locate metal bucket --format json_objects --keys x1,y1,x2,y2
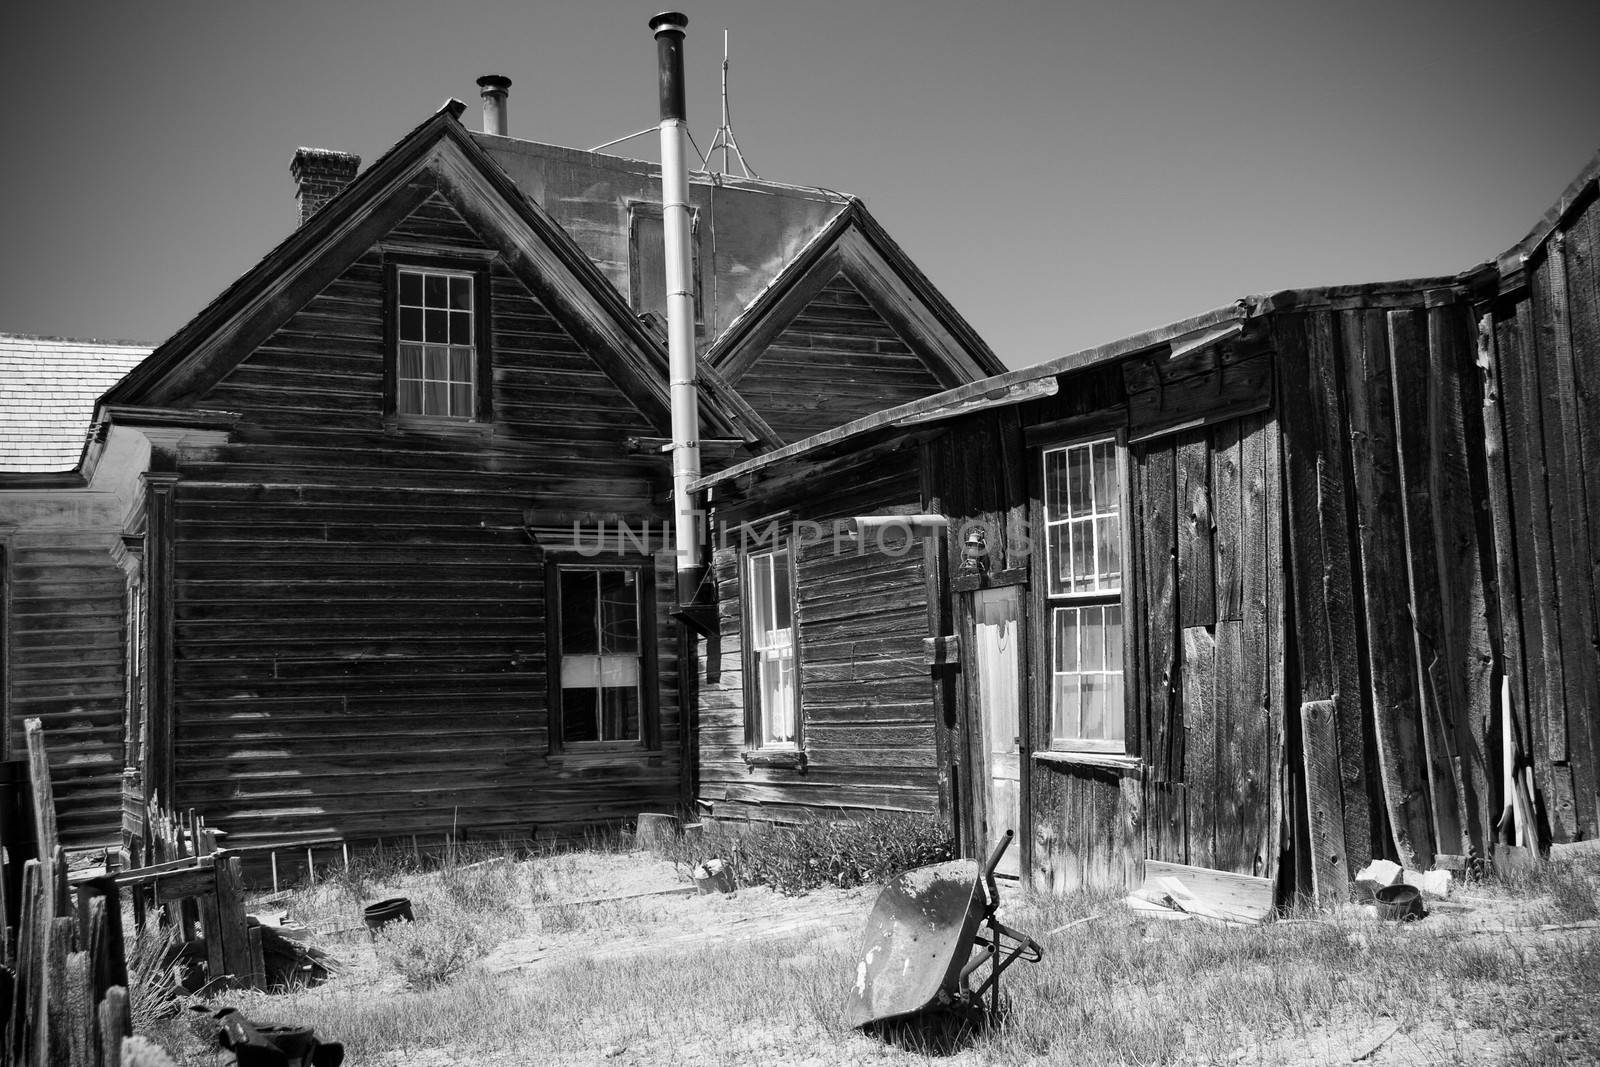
[
  {"x1": 362, "y1": 897, "x2": 414, "y2": 937},
  {"x1": 1374, "y1": 884, "x2": 1425, "y2": 922}
]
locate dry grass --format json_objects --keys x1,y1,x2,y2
[{"x1": 135, "y1": 841, "x2": 1600, "y2": 1065}]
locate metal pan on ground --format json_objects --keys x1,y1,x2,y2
[{"x1": 845, "y1": 831, "x2": 1042, "y2": 1029}]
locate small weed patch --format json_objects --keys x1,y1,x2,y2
[
  {"x1": 374, "y1": 913, "x2": 492, "y2": 989},
  {"x1": 663, "y1": 810, "x2": 954, "y2": 895}
]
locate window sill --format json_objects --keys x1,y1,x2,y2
[
  {"x1": 385, "y1": 415, "x2": 493, "y2": 438},
  {"x1": 546, "y1": 746, "x2": 660, "y2": 765},
  {"x1": 743, "y1": 749, "x2": 807, "y2": 771},
  {"x1": 1032, "y1": 750, "x2": 1141, "y2": 773}
]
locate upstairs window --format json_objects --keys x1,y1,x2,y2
[
  {"x1": 551, "y1": 563, "x2": 657, "y2": 749},
  {"x1": 745, "y1": 547, "x2": 798, "y2": 748},
  {"x1": 396, "y1": 268, "x2": 476, "y2": 418},
  {"x1": 1043, "y1": 437, "x2": 1126, "y2": 751}
]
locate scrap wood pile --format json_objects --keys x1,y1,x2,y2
[{"x1": 2, "y1": 719, "x2": 142, "y2": 1066}]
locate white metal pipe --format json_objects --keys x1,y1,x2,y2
[{"x1": 651, "y1": 12, "x2": 702, "y2": 603}]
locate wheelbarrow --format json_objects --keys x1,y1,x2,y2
[{"x1": 845, "y1": 831, "x2": 1042, "y2": 1028}]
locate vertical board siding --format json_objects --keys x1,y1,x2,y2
[
  {"x1": 164, "y1": 193, "x2": 684, "y2": 848},
  {"x1": 1489, "y1": 186, "x2": 1600, "y2": 844},
  {"x1": 730, "y1": 275, "x2": 947, "y2": 444},
  {"x1": 700, "y1": 447, "x2": 940, "y2": 820},
  {"x1": 4, "y1": 530, "x2": 126, "y2": 845},
  {"x1": 1031, "y1": 763, "x2": 1140, "y2": 893}
]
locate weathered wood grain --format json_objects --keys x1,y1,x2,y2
[
  {"x1": 1341, "y1": 308, "x2": 1434, "y2": 869},
  {"x1": 1176, "y1": 432, "x2": 1216, "y2": 627},
  {"x1": 1300, "y1": 699, "x2": 1349, "y2": 903},
  {"x1": 1181, "y1": 626, "x2": 1218, "y2": 869}
]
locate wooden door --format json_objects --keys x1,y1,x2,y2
[{"x1": 971, "y1": 585, "x2": 1023, "y2": 878}]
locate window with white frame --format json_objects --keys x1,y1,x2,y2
[
  {"x1": 554, "y1": 565, "x2": 651, "y2": 746},
  {"x1": 1043, "y1": 437, "x2": 1126, "y2": 750},
  {"x1": 396, "y1": 268, "x2": 477, "y2": 418},
  {"x1": 745, "y1": 547, "x2": 798, "y2": 748}
]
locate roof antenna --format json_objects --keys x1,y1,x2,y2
[{"x1": 698, "y1": 28, "x2": 757, "y2": 178}]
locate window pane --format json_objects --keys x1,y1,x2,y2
[
  {"x1": 449, "y1": 346, "x2": 474, "y2": 386},
  {"x1": 400, "y1": 271, "x2": 423, "y2": 306},
  {"x1": 772, "y1": 549, "x2": 792, "y2": 627},
  {"x1": 1093, "y1": 441, "x2": 1120, "y2": 513},
  {"x1": 1052, "y1": 673, "x2": 1080, "y2": 743},
  {"x1": 1106, "y1": 674, "x2": 1126, "y2": 741},
  {"x1": 746, "y1": 554, "x2": 772, "y2": 634},
  {"x1": 601, "y1": 684, "x2": 640, "y2": 742},
  {"x1": 400, "y1": 306, "x2": 423, "y2": 342},
  {"x1": 449, "y1": 275, "x2": 471, "y2": 310},
  {"x1": 424, "y1": 273, "x2": 447, "y2": 308},
  {"x1": 425, "y1": 308, "x2": 448, "y2": 344},
  {"x1": 560, "y1": 571, "x2": 597, "y2": 655},
  {"x1": 449, "y1": 311, "x2": 472, "y2": 346},
  {"x1": 1098, "y1": 516, "x2": 1122, "y2": 590},
  {"x1": 562, "y1": 687, "x2": 598, "y2": 743},
  {"x1": 1068, "y1": 444, "x2": 1092, "y2": 517},
  {"x1": 1054, "y1": 607, "x2": 1078, "y2": 672},
  {"x1": 1071, "y1": 519, "x2": 1095, "y2": 591},
  {"x1": 598, "y1": 571, "x2": 639, "y2": 654},
  {"x1": 1082, "y1": 673, "x2": 1106, "y2": 739},
  {"x1": 1048, "y1": 524, "x2": 1071, "y2": 597},
  {"x1": 1104, "y1": 605, "x2": 1123, "y2": 668},
  {"x1": 1081, "y1": 605, "x2": 1104, "y2": 670},
  {"x1": 1044, "y1": 448, "x2": 1068, "y2": 521}
]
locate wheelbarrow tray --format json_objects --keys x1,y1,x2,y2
[{"x1": 845, "y1": 859, "x2": 985, "y2": 1028}]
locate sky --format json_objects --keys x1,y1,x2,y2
[{"x1": 2, "y1": 0, "x2": 1597, "y2": 369}]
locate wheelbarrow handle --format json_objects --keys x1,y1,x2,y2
[{"x1": 984, "y1": 830, "x2": 1014, "y2": 879}]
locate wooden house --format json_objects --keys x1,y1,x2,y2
[
  {"x1": 1, "y1": 91, "x2": 1001, "y2": 857},
  {"x1": 0, "y1": 334, "x2": 152, "y2": 846},
  {"x1": 690, "y1": 151, "x2": 1600, "y2": 898}
]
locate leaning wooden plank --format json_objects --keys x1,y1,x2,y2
[
  {"x1": 1495, "y1": 306, "x2": 1571, "y2": 838},
  {"x1": 66, "y1": 950, "x2": 94, "y2": 1067},
  {"x1": 23, "y1": 721, "x2": 60, "y2": 865},
  {"x1": 1428, "y1": 303, "x2": 1495, "y2": 860},
  {"x1": 1539, "y1": 231, "x2": 1600, "y2": 839},
  {"x1": 1302, "y1": 700, "x2": 1350, "y2": 904},
  {"x1": 1181, "y1": 626, "x2": 1218, "y2": 869},
  {"x1": 1275, "y1": 314, "x2": 1373, "y2": 873},
  {"x1": 214, "y1": 856, "x2": 255, "y2": 989},
  {"x1": 1141, "y1": 859, "x2": 1275, "y2": 922},
  {"x1": 1386, "y1": 307, "x2": 1467, "y2": 855},
  {"x1": 1140, "y1": 443, "x2": 1180, "y2": 784},
  {"x1": 1237, "y1": 412, "x2": 1278, "y2": 879},
  {"x1": 1476, "y1": 312, "x2": 1534, "y2": 839},
  {"x1": 1152, "y1": 876, "x2": 1258, "y2": 925},
  {"x1": 45, "y1": 917, "x2": 73, "y2": 1067},
  {"x1": 1341, "y1": 309, "x2": 1435, "y2": 869}
]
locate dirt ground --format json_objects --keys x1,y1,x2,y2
[{"x1": 242, "y1": 852, "x2": 1598, "y2": 1067}]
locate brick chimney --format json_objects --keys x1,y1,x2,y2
[{"x1": 291, "y1": 148, "x2": 361, "y2": 225}]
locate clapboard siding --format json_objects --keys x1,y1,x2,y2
[
  {"x1": 159, "y1": 193, "x2": 684, "y2": 848},
  {"x1": 3, "y1": 530, "x2": 126, "y2": 846},
  {"x1": 732, "y1": 275, "x2": 946, "y2": 443},
  {"x1": 699, "y1": 446, "x2": 939, "y2": 821}
]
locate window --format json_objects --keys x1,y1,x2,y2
[
  {"x1": 745, "y1": 547, "x2": 798, "y2": 748},
  {"x1": 550, "y1": 563, "x2": 657, "y2": 748},
  {"x1": 385, "y1": 257, "x2": 490, "y2": 425},
  {"x1": 1043, "y1": 437, "x2": 1126, "y2": 751},
  {"x1": 396, "y1": 268, "x2": 476, "y2": 417},
  {"x1": 627, "y1": 202, "x2": 703, "y2": 328}
]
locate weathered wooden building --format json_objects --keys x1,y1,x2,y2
[
  {"x1": 1, "y1": 89, "x2": 1001, "y2": 856},
  {"x1": 0, "y1": 334, "x2": 152, "y2": 846},
  {"x1": 691, "y1": 151, "x2": 1600, "y2": 898}
]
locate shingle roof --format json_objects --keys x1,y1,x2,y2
[{"x1": 0, "y1": 334, "x2": 151, "y2": 473}]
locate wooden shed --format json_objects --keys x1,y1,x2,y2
[{"x1": 690, "y1": 150, "x2": 1600, "y2": 898}]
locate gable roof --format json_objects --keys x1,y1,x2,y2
[
  {"x1": 101, "y1": 102, "x2": 751, "y2": 442},
  {"x1": 0, "y1": 334, "x2": 151, "y2": 474},
  {"x1": 706, "y1": 200, "x2": 1008, "y2": 388}
]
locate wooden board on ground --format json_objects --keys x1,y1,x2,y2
[{"x1": 1141, "y1": 859, "x2": 1275, "y2": 923}]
